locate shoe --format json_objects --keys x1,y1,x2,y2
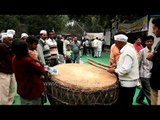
[{"x1": 136, "y1": 100, "x2": 148, "y2": 105}]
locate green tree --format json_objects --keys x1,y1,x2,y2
[
  {"x1": 0, "y1": 15, "x2": 20, "y2": 33},
  {"x1": 0, "y1": 15, "x2": 145, "y2": 37}
]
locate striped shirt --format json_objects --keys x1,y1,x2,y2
[
  {"x1": 139, "y1": 47, "x2": 153, "y2": 78},
  {"x1": 37, "y1": 38, "x2": 51, "y2": 65}
]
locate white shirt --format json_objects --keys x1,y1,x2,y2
[
  {"x1": 97, "y1": 40, "x2": 102, "y2": 51},
  {"x1": 139, "y1": 47, "x2": 153, "y2": 78},
  {"x1": 63, "y1": 39, "x2": 70, "y2": 55},
  {"x1": 46, "y1": 38, "x2": 57, "y2": 48}
]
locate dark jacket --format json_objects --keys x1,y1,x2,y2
[
  {"x1": 0, "y1": 43, "x2": 14, "y2": 74},
  {"x1": 57, "y1": 39, "x2": 64, "y2": 55},
  {"x1": 150, "y1": 41, "x2": 160, "y2": 90},
  {"x1": 12, "y1": 56, "x2": 46, "y2": 99}
]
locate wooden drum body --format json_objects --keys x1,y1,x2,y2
[{"x1": 46, "y1": 64, "x2": 119, "y2": 105}]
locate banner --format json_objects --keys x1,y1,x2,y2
[
  {"x1": 118, "y1": 23, "x2": 131, "y2": 33},
  {"x1": 118, "y1": 15, "x2": 148, "y2": 33},
  {"x1": 130, "y1": 15, "x2": 148, "y2": 33}
]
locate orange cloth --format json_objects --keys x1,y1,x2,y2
[
  {"x1": 110, "y1": 43, "x2": 120, "y2": 65},
  {"x1": 110, "y1": 42, "x2": 135, "y2": 65},
  {"x1": 29, "y1": 50, "x2": 39, "y2": 60}
]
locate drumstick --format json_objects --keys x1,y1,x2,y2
[
  {"x1": 87, "y1": 58, "x2": 110, "y2": 68},
  {"x1": 86, "y1": 59, "x2": 109, "y2": 70}
]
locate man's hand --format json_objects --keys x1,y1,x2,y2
[
  {"x1": 107, "y1": 67, "x2": 115, "y2": 74},
  {"x1": 146, "y1": 53, "x2": 153, "y2": 61},
  {"x1": 110, "y1": 63, "x2": 117, "y2": 68}
]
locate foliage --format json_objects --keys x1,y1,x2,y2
[
  {"x1": 0, "y1": 15, "x2": 20, "y2": 33},
  {"x1": 0, "y1": 15, "x2": 144, "y2": 37}
]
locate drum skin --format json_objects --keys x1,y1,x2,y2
[{"x1": 46, "y1": 64, "x2": 119, "y2": 105}]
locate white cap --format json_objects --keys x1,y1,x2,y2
[
  {"x1": 1, "y1": 33, "x2": 8, "y2": 41},
  {"x1": 114, "y1": 34, "x2": 128, "y2": 42},
  {"x1": 7, "y1": 29, "x2": 15, "y2": 35},
  {"x1": 7, "y1": 33, "x2": 13, "y2": 38},
  {"x1": 40, "y1": 30, "x2": 47, "y2": 34},
  {"x1": 21, "y1": 33, "x2": 28, "y2": 38}
]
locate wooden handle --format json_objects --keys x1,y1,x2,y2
[{"x1": 86, "y1": 58, "x2": 110, "y2": 70}]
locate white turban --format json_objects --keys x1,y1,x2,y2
[
  {"x1": 40, "y1": 30, "x2": 47, "y2": 34},
  {"x1": 7, "y1": 29, "x2": 15, "y2": 35},
  {"x1": 114, "y1": 34, "x2": 128, "y2": 42},
  {"x1": 1, "y1": 33, "x2": 8, "y2": 41},
  {"x1": 7, "y1": 33, "x2": 13, "y2": 39},
  {"x1": 21, "y1": 33, "x2": 28, "y2": 38}
]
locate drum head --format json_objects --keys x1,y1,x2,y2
[{"x1": 51, "y1": 64, "x2": 117, "y2": 91}]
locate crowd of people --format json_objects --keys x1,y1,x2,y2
[
  {"x1": 0, "y1": 28, "x2": 105, "y2": 105},
  {"x1": 0, "y1": 17, "x2": 160, "y2": 105}
]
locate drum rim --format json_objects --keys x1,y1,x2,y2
[{"x1": 48, "y1": 78, "x2": 119, "y2": 92}]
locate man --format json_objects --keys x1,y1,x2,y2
[
  {"x1": 136, "y1": 35, "x2": 154, "y2": 105},
  {"x1": 37, "y1": 30, "x2": 52, "y2": 66},
  {"x1": 107, "y1": 34, "x2": 139, "y2": 106},
  {"x1": 21, "y1": 33, "x2": 28, "y2": 41},
  {"x1": 0, "y1": 33, "x2": 16, "y2": 105},
  {"x1": 46, "y1": 31, "x2": 57, "y2": 52},
  {"x1": 6, "y1": 29, "x2": 16, "y2": 39},
  {"x1": 97, "y1": 38, "x2": 103, "y2": 57},
  {"x1": 56, "y1": 34, "x2": 65, "y2": 63},
  {"x1": 92, "y1": 37, "x2": 99, "y2": 58},
  {"x1": 63, "y1": 36, "x2": 70, "y2": 55},
  {"x1": 109, "y1": 32, "x2": 135, "y2": 66},
  {"x1": 147, "y1": 17, "x2": 160, "y2": 105},
  {"x1": 46, "y1": 31, "x2": 59, "y2": 66},
  {"x1": 71, "y1": 36, "x2": 81, "y2": 63}
]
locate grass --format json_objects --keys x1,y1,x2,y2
[{"x1": 80, "y1": 52, "x2": 110, "y2": 65}]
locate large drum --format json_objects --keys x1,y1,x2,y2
[{"x1": 46, "y1": 64, "x2": 119, "y2": 105}]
